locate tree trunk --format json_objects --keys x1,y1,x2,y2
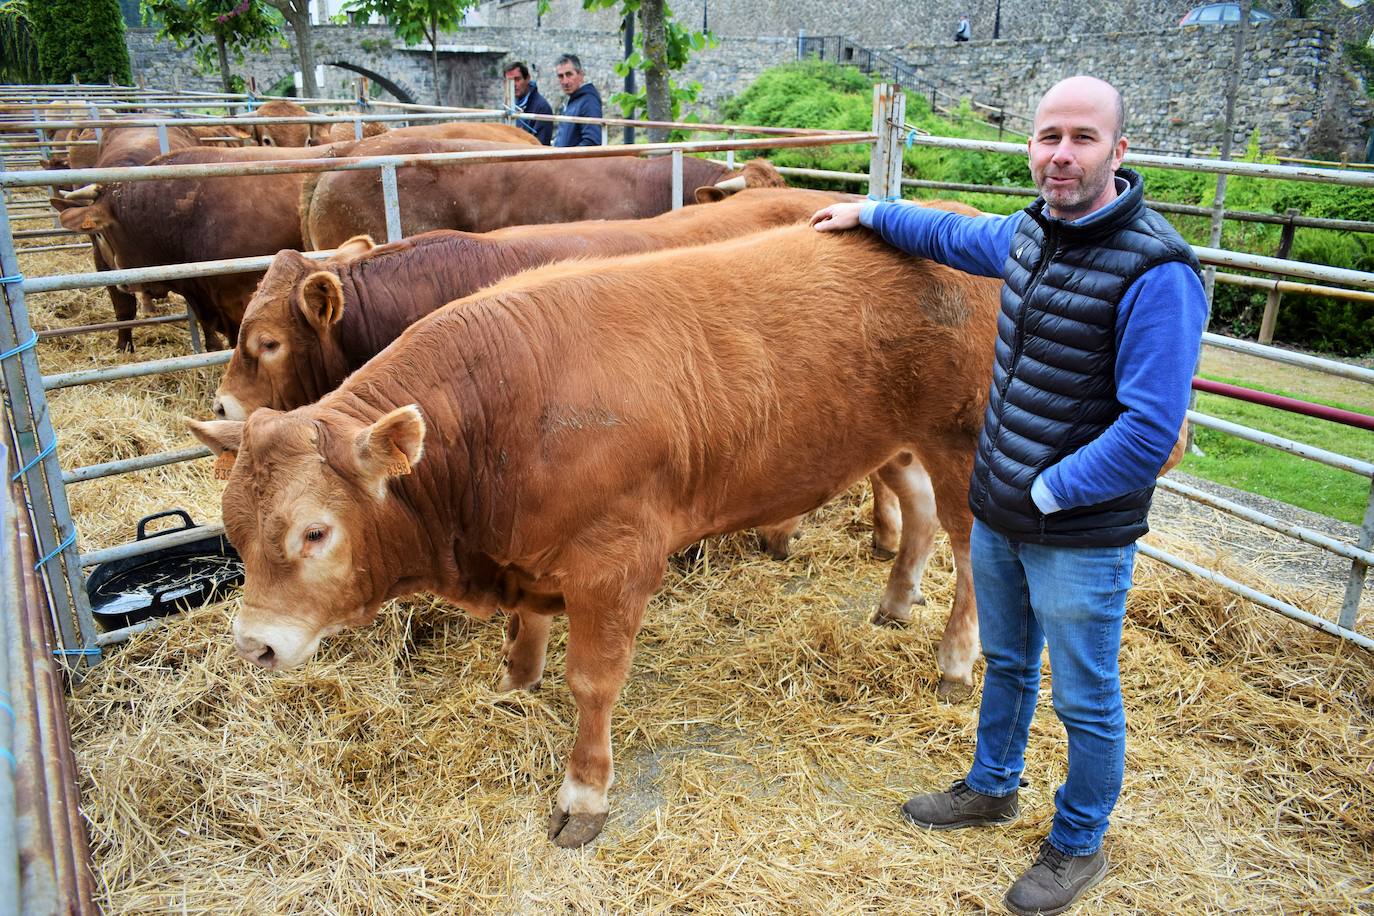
[
  {"x1": 639, "y1": 0, "x2": 671, "y2": 142},
  {"x1": 273, "y1": 0, "x2": 318, "y2": 99},
  {"x1": 429, "y1": 14, "x2": 441, "y2": 105},
  {"x1": 215, "y1": 32, "x2": 232, "y2": 94}
]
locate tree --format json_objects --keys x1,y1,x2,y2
[
  {"x1": 0, "y1": 0, "x2": 41, "y2": 84},
  {"x1": 262, "y1": 0, "x2": 318, "y2": 99},
  {"x1": 28, "y1": 0, "x2": 132, "y2": 84},
  {"x1": 141, "y1": 0, "x2": 285, "y2": 93},
  {"x1": 579, "y1": 0, "x2": 714, "y2": 142},
  {"x1": 342, "y1": 0, "x2": 480, "y2": 104}
]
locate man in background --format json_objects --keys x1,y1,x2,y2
[
  {"x1": 503, "y1": 61, "x2": 553, "y2": 145},
  {"x1": 553, "y1": 53, "x2": 604, "y2": 147}
]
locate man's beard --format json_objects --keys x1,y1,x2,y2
[{"x1": 1036, "y1": 156, "x2": 1115, "y2": 218}]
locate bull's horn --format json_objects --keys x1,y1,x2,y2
[
  {"x1": 713, "y1": 176, "x2": 747, "y2": 192},
  {"x1": 61, "y1": 183, "x2": 101, "y2": 200}
]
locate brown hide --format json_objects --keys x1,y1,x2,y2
[
  {"x1": 249, "y1": 100, "x2": 315, "y2": 147},
  {"x1": 52, "y1": 144, "x2": 347, "y2": 348},
  {"x1": 301, "y1": 135, "x2": 760, "y2": 249},
  {"x1": 191, "y1": 224, "x2": 1002, "y2": 845},
  {"x1": 217, "y1": 185, "x2": 859, "y2": 419}
]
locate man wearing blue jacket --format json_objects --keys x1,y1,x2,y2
[
  {"x1": 504, "y1": 61, "x2": 553, "y2": 145},
  {"x1": 813, "y1": 75, "x2": 1207, "y2": 915},
  {"x1": 553, "y1": 53, "x2": 604, "y2": 147}
]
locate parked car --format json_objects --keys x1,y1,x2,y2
[{"x1": 1179, "y1": 3, "x2": 1278, "y2": 24}]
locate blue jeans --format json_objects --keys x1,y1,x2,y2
[{"x1": 964, "y1": 519, "x2": 1138, "y2": 856}]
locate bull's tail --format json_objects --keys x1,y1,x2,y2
[{"x1": 299, "y1": 166, "x2": 325, "y2": 251}]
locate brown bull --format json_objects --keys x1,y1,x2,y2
[
  {"x1": 189, "y1": 224, "x2": 1001, "y2": 848},
  {"x1": 51, "y1": 143, "x2": 347, "y2": 349},
  {"x1": 250, "y1": 100, "x2": 537, "y2": 148},
  {"x1": 45, "y1": 122, "x2": 255, "y2": 350},
  {"x1": 300, "y1": 136, "x2": 784, "y2": 249}
]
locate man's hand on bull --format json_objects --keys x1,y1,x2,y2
[{"x1": 810, "y1": 201, "x2": 865, "y2": 232}]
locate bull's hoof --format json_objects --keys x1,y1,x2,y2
[
  {"x1": 871, "y1": 543, "x2": 898, "y2": 561},
  {"x1": 870, "y1": 608, "x2": 910, "y2": 629},
  {"x1": 547, "y1": 806, "x2": 608, "y2": 848},
  {"x1": 496, "y1": 672, "x2": 542, "y2": 693},
  {"x1": 761, "y1": 541, "x2": 792, "y2": 562},
  {"x1": 936, "y1": 678, "x2": 975, "y2": 704}
]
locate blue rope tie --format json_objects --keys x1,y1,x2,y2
[
  {"x1": 52, "y1": 647, "x2": 100, "y2": 658},
  {"x1": 0, "y1": 331, "x2": 37, "y2": 361},
  {"x1": 33, "y1": 528, "x2": 76, "y2": 571},
  {"x1": 0, "y1": 747, "x2": 14, "y2": 771},
  {"x1": 11, "y1": 439, "x2": 56, "y2": 482},
  {"x1": 0, "y1": 272, "x2": 23, "y2": 284}
]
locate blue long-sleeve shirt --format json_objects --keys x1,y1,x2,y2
[{"x1": 859, "y1": 193, "x2": 1207, "y2": 515}]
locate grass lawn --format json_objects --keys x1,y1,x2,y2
[{"x1": 1183, "y1": 369, "x2": 1374, "y2": 525}]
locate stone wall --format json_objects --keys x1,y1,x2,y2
[{"x1": 898, "y1": 20, "x2": 1371, "y2": 157}]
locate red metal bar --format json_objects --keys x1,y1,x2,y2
[{"x1": 1193, "y1": 377, "x2": 1374, "y2": 432}]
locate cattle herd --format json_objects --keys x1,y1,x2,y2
[{"x1": 38, "y1": 100, "x2": 1007, "y2": 848}]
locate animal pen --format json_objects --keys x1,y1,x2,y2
[{"x1": 0, "y1": 82, "x2": 1370, "y2": 912}]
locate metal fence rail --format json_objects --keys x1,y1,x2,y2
[{"x1": 0, "y1": 83, "x2": 1369, "y2": 669}]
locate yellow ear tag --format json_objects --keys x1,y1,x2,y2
[
  {"x1": 383, "y1": 450, "x2": 411, "y2": 477},
  {"x1": 213, "y1": 452, "x2": 236, "y2": 480}
]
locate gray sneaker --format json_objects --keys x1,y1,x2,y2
[
  {"x1": 1003, "y1": 841, "x2": 1108, "y2": 915},
  {"x1": 900, "y1": 779, "x2": 1019, "y2": 830}
]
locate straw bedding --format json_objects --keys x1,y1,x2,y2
[{"x1": 17, "y1": 245, "x2": 1374, "y2": 913}]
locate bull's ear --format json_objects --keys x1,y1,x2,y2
[
  {"x1": 54, "y1": 204, "x2": 107, "y2": 233},
  {"x1": 355, "y1": 405, "x2": 426, "y2": 488},
  {"x1": 334, "y1": 235, "x2": 375, "y2": 260},
  {"x1": 297, "y1": 271, "x2": 345, "y2": 332},
  {"x1": 694, "y1": 186, "x2": 727, "y2": 204},
  {"x1": 187, "y1": 418, "x2": 244, "y2": 480}
]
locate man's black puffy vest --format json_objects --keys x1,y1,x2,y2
[{"x1": 967, "y1": 169, "x2": 1201, "y2": 547}]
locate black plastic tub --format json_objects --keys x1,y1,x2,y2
[{"x1": 86, "y1": 509, "x2": 243, "y2": 629}]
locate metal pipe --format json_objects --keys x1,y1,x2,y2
[
  {"x1": 1138, "y1": 543, "x2": 1373, "y2": 650},
  {"x1": 1193, "y1": 378, "x2": 1374, "y2": 431},
  {"x1": 79, "y1": 521, "x2": 224, "y2": 568},
  {"x1": 1202, "y1": 332, "x2": 1374, "y2": 384},
  {"x1": 0, "y1": 134, "x2": 879, "y2": 189},
  {"x1": 0, "y1": 198, "x2": 95, "y2": 665},
  {"x1": 1187, "y1": 410, "x2": 1374, "y2": 477},
  {"x1": 1339, "y1": 479, "x2": 1373, "y2": 630},
  {"x1": 1155, "y1": 477, "x2": 1374, "y2": 565},
  {"x1": 381, "y1": 164, "x2": 402, "y2": 243},
  {"x1": 24, "y1": 249, "x2": 333, "y2": 294},
  {"x1": 37, "y1": 313, "x2": 190, "y2": 340},
  {"x1": 0, "y1": 445, "x2": 21, "y2": 916},
  {"x1": 1194, "y1": 246, "x2": 1374, "y2": 290},
  {"x1": 16, "y1": 243, "x2": 89, "y2": 254},
  {"x1": 1213, "y1": 271, "x2": 1374, "y2": 304},
  {"x1": 904, "y1": 134, "x2": 1374, "y2": 188},
  {"x1": 43, "y1": 348, "x2": 230, "y2": 391},
  {"x1": 671, "y1": 150, "x2": 683, "y2": 211},
  {"x1": 64, "y1": 445, "x2": 210, "y2": 484}
]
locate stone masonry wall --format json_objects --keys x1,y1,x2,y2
[{"x1": 899, "y1": 20, "x2": 1370, "y2": 157}]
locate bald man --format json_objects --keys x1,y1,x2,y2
[{"x1": 813, "y1": 76, "x2": 1207, "y2": 914}]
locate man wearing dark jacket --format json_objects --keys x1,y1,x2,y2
[
  {"x1": 504, "y1": 61, "x2": 553, "y2": 145},
  {"x1": 812, "y1": 75, "x2": 1207, "y2": 915},
  {"x1": 553, "y1": 53, "x2": 604, "y2": 147}
]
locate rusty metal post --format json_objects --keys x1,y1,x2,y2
[{"x1": 1258, "y1": 208, "x2": 1298, "y2": 345}]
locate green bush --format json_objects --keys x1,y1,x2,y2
[
  {"x1": 719, "y1": 61, "x2": 1374, "y2": 358},
  {"x1": 28, "y1": 0, "x2": 131, "y2": 84}
]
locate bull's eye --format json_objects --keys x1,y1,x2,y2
[
  {"x1": 305, "y1": 528, "x2": 325, "y2": 542},
  {"x1": 258, "y1": 339, "x2": 280, "y2": 357}
]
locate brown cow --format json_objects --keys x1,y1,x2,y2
[
  {"x1": 250, "y1": 101, "x2": 537, "y2": 148},
  {"x1": 51, "y1": 143, "x2": 347, "y2": 349},
  {"x1": 45, "y1": 122, "x2": 256, "y2": 350},
  {"x1": 300, "y1": 136, "x2": 782, "y2": 249},
  {"x1": 189, "y1": 224, "x2": 1001, "y2": 848}
]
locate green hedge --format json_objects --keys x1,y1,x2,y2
[
  {"x1": 721, "y1": 62, "x2": 1374, "y2": 358},
  {"x1": 28, "y1": 0, "x2": 131, "y2": 85}
]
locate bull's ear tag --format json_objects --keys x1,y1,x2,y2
[
  {"x1": 213, "y1": 451, "x2": 236, "y2": 480},
  {"x1": 383, "y1": 449, "x2": 411, "y2": 477},
  {"x1": 81, "y1": 217, "x2": 98, "y2": 231}
]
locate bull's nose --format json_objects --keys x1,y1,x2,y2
[
  {"x1": 211, "y1": 396, "x2": 226, "y2": 418},
  {"x1": 235, "y1": 634, "x2": 277, "y2": 669}
]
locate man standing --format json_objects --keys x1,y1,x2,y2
[
  {"x1": 553, "y1": 53, "x2": 604, "y2": 147},
  {"x1": 503, "y1": 61, "x2": 553, "y2": 145},
  {"x1": 955, "y1": 14, "x2": 972, "y2": 41},
  {"x1": 812, "y1": 76, "x2": 1207, "y2": 915}
]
